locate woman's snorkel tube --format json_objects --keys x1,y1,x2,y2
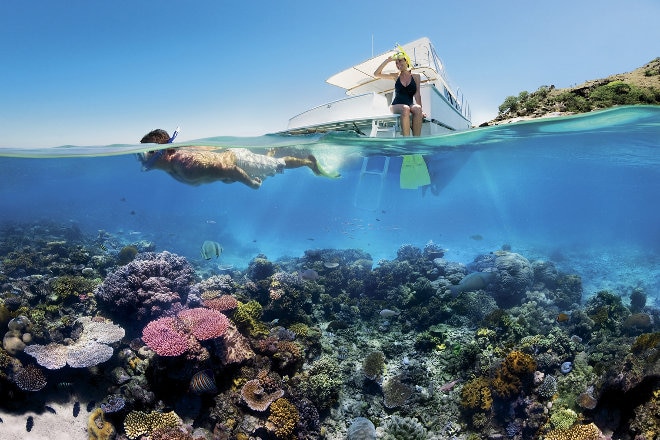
[{"x1": 168, "y1": 126, "x2": 180, "y2": 143}]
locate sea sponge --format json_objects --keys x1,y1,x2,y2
[
  {"x1": 266, "y1": 398, "x2": 300, "y2": 438},
  {"x1": 460, "y1": 376, "x2": 493, "y2": 411},
  {"x1": 87, "y1": 408, "x2": 116, "y2": 440}
]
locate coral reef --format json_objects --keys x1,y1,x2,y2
[
  {"x1": 87, "y1": 408, "x2": 116, "y2": 440},
  {"x1": 95, "y1": 251, "x2": 198, "y2": 322}
]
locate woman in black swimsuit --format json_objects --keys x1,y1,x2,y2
[{"x1": 374, "y1": 52, "x2": 425, "y2": 136}]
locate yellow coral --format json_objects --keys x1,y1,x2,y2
[
  {"x1": 543, "y1": 423, "x2": 601, "y2": 440},
  {"x1": 504, "y1": 350, "x2": 537, "y2": 374},
  {"x1": 234, "y1": 300, "x2": 269, "y2": 337},
  {"x1": 123, "y1": 410, "x2": 181, "y2": 440},
  {"x1": 460, "y1": 376, "x2": 493, "y2": 411},
  {"x1": 288, "y1": 323, "x2": 309, "y2": 337},
  {"x1": 87, "y1": 408, "x2": 115, "y2": 440},
  {"x1": 267, "y1": 398, "x2": 300, "y2": 439}
]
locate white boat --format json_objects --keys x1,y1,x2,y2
[{"x1": 284, "y1": 37, "x2": 472, "y2": 137}]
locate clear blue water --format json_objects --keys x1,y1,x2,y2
[{"x1": 1, "y1": 106, "x2": 659, "y2": 301}]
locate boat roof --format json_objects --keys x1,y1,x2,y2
[{"x1": 326, "y1": 37, "x2": 446, "y2": 95}]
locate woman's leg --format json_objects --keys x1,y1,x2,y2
[
  {"x1": 391, "y1": 104, "x2": 411, "y2": 136},
  {"x1": 411, "y1": 104, "x2": 423, "y2": 136}
]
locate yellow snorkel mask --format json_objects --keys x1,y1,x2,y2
[{"x1": 394, "y1": 44, "x2": 412, "y2": 68}]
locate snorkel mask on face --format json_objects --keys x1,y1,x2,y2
[{"x1": 394, "y1": 45, "x2": 412, "y2": 68}]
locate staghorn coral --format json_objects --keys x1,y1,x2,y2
[
  {"x1": 123, "y1": 410, "x2": 181, "y2": 440},
  {"x1": 543, "y1": 422, "x2": 602, "y2": 440},
  {"x1": 240, "y1": 379, "x2": 284, "y2": 412},
  {"x1": 87, "y1": 408, "x2": 116, "y2": 440},
  {"x1": 266, "y1": 397, "x2": 300, "y2": 438}
]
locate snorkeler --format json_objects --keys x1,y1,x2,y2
[{"x1": 138, "y1": 129, "x2": 338, "y2": 189}]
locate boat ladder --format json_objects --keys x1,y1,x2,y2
[{"x1": 353, "y1": 155, "x2": 390, "y2": 211}]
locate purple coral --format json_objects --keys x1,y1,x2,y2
[{"x1": 95, "y1": 251, "x2": 198, "y2": 322}]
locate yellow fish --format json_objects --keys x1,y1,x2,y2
[{"x1": 201, "y1": 240, "x2": 223, "y2": 260}]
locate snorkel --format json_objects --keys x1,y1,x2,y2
[{"x1": 168, "y1": 126, "x2": 180, "y2": 143}]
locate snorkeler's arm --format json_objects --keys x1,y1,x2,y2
[
  {"x1": 374, "y1": 56, "x2": 398, "y2": 79},
  {"x1": 414, "y1": 74, "x2": 423, "y2": 107}
]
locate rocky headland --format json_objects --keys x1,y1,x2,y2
[{"x1": 483, "y1": 57, "x2": 660, "y2": 126}]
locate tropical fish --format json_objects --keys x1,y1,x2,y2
[
  {"x1": 189, "y1": 370, "x2": 217, "y2": 395},
  {"x1": 379, "y1": 309, "x2": 400, "y2": 318},
  {"x1": 73, "y1": 401, "x2": 80, "y2": 417},
  {"x1": 300, "y1": 269, "x2": 319, "y2": 281},
  {"x1": 557, "y1": 313, "x2": 570, "y2": 323},
  {"x1": 98, "y1": 242, "x2": 107, "y2": 251},
  {"x1": 26, "y1": 416, "x2": 34, "y2": 432},
  {"x1": 323, "y1": 262, "x2": 340, "y2": 268},
  {"x1": 86, "y1": 401, "x2": 96, "y2": 412},
  {"x1": 470, "y1": 234, "x2": 484, "y2": 241},
  {"x1": 201, "y1": 241, "x2": 223, "y2": 260},
  {"x1": 448, "y1": 271, "x2": 496, "y2": 296},
  {"x1": 44, "y1": 405, "x2": 56, "y2": 414}
]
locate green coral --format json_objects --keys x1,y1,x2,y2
[
  {"x1": 51, "y1": 275, "x2": 98, "y2": 301},
  {"x1": 233, "y1": 300, "x2": 268, "y2": 337},
  {"x1": 381, "y1": 416, "x2": 427, "y2": 440},
  {"x1": 549, "y1": 408, "x2": 578, "y2": 430},
  {"x1": 299, "y1": 355, "x2": 342, "y2": 410}
]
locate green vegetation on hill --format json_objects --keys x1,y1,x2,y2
[{"x1": 492, "y1": 57, "x2": 660, "y2": 123}]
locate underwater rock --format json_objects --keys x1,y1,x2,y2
[
  {"x1": 469, "y1": 251, "x2": 534, "y2": 307},
  {"x1": 347, "y1": 417, "x2": 376, "y2": 440},
  {"x1": 3, "y1": 330, "x2": 26, "y2": 355}
]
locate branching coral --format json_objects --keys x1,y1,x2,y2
[
  {"x1": 460, "y1": 376, "x2": 493, "y2": 411},
  {"x1": 267, "y1": 398, "x2": 300, "y2": 438}
]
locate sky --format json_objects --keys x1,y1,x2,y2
[{"x1": 1, "y1": 0, "x2": 659, "y2": 148}]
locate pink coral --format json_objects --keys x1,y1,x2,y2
[
  {"x1": 177, "y1": 308, "x2": 229, "y2": 341},
  {"x1": 203, "y1": 294, "x2": 238, "y2": 312},
  {"x1": 142, "y1": 317, "x2": 189, "y2": 356}
]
